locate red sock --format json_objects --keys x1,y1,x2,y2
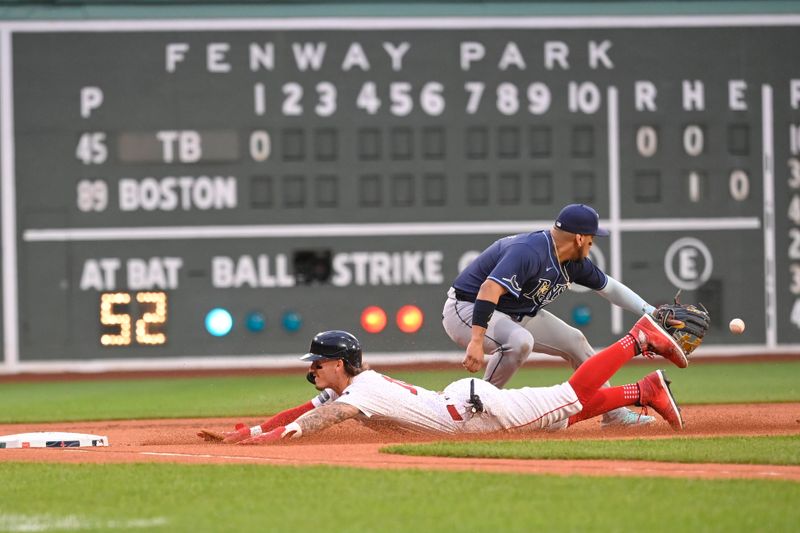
[
  {"x1": 568, "y1": 335, "x2": 638, "y2": 405},
  {"x1": 568, "y1": 384, "x2": 640, "y2": 425},
  {"x1": 258, "y1": 401, "x2": 315, "y2": 432}
]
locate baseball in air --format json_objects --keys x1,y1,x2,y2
[{"x1": 729, "y1": 318, "x2": 745, "y2": 334}]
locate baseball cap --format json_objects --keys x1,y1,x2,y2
[{"x1": 554, "y1": 204, "x2": 609, "y2": 236}]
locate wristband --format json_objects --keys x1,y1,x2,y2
[
  {"x1": 281, "y1": 422, "x2": 302, "y2": 439},
  {"x1": 471, "y1": 299, "x2": 496, "y2": 329},
  {"x1": 249, "y1": 425, "x2": 263, "y2": 437}
]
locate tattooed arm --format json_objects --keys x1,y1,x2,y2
[
  {"x1": 238, "y1": 402, "x2": 360, "y2": 445},
  {"x1": 293, "y1": 402, "x2": 361, "y2": 437}
]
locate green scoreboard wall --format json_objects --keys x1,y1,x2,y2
[{"x1": 2, "y1": 14, "x2": 799, "y2": 368}]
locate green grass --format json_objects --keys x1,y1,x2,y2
[
  {"x1": 2, "y1": 360, "x2": 799, "y2": 423},
  {"x1": 0, "y1": 375, "x2": 310, "y2": 422},
  {"x1": 0, "y1": 463, "x2": 798, "y2": 532},
  {"x1": 384, "y1": 435, "x2": 800, "y2": 465}
]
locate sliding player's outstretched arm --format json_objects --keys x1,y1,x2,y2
[
  {"x1": 197, "y1": 399, "x2": 319, "y2": 443},
  {"x1": 238, "y1": 402, "x2": 361, "y2": 445}
]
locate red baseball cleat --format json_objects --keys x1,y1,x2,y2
[
  {"x1": 628, "y1": 313, "x2": 688, "y2": 368},
  {"x1": 636, "y1": 370, "x2": 684, "y2": 431}
]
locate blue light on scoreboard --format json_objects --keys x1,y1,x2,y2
[{"x1": 205, "y1": 308, "x2": 234, "y2": 337}]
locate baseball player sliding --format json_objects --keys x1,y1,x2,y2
[
  {"x1": 442, "y1": 203, "x2": 658, "y2": 428},
  {"x1": 198, "y1": 305, "x2": 709, "y2": 444}
]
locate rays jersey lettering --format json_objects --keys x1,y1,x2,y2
[
  {"x1": 524, "y1": 278, "x2": 569, "y2": 306},
  {"x1": 452, "y1": 230, "x2": 608, "y2": 317}
]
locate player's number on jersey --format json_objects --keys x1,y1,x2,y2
[{"x1": 381, "y1": 375, "x2": 418, "y2": 395}]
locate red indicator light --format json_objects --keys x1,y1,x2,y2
[
  {"x1": 396, "y1": 305, "x2": 424, "y2": 333},
  {"x1": 361, "y1": 306, "x2": 387, "y2": 333}
]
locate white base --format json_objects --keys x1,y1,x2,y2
[{"x1": 0, "y1": 432, "x2": 108, "y2": 448}]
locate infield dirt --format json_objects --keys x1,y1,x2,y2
[{"x1": 1, "y1": 403, "x2": 798, "y2": 481}]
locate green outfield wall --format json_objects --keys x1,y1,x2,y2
[{"x1": 1, "y1": 1, "x2": 799, "y2": 371}]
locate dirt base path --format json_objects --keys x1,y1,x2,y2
[{"x1": 2, "y1": 403, "x2": 799, "y2": 481}]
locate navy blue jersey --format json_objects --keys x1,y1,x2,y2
[{"x1": 452, "y1": 231, "x2": 608, "y2": 317}]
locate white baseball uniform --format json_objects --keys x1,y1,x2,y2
[{"x1": 312, "y1": 370, "x2": 582, "y2": 434}]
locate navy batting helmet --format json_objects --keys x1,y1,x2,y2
[{"x1": 300, "y1": 330, "x2": 362, "y2": 369}]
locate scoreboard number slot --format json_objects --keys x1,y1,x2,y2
[{"x1": 100, "y1": 292, "x2": 168, "y2": 347}]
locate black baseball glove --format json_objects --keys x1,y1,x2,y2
[{"x1": 652, "y1": 297, "x2": 710, "y2": 356}]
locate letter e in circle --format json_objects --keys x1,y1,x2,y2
[{"x1": 664, "y1": 237, "x2": 713, "y2": 290}]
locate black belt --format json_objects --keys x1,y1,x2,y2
[{"x1": 454, "y1": 289, "x2": 476, "y2": 302}]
